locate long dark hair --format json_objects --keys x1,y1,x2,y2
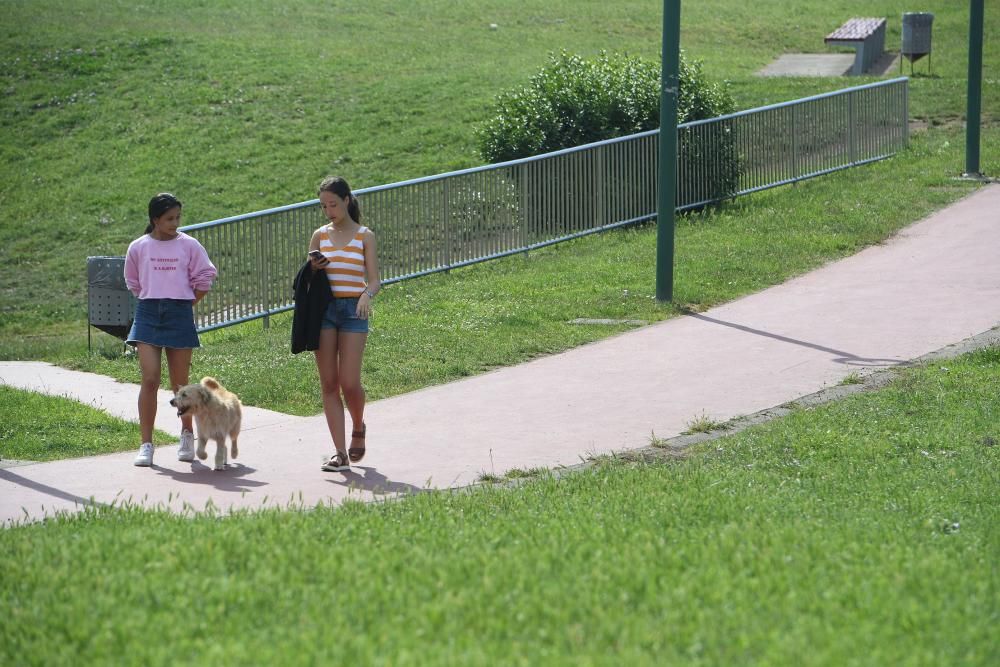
[
  {"x1": 318, "y1": 176, "x2": 361, "y2": 223},
  {"x1": 145, "y1": 193, "x2": 182, "y2": 234}
]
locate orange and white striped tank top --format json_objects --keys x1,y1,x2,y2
[{"x1": 319, "y1": 225, "x2": 368, "y2": 297}]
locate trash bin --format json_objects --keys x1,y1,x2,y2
[
  {"x1": 87, "y1": 256, "x2": 136, "y2": 350},
  {"x1": 901, "y1": 12, "x2": 934, "y2": 73}
]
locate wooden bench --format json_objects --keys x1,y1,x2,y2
[{"x1": 825, "y1": 17, "x2": 886, "y2": 75}]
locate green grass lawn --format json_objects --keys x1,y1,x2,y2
[
  {"x1": 0, "y1": 385, "x2": 176, "y2": 461},
  {"x1": 1, "y1": 0, "x2": 997, "y2": 344},
  {"x1": 2, "y1": 2, "x2": 998, "y2": 663},
  {"x1": 2, "y1": 347, "x2": 996, "y2": 665}
]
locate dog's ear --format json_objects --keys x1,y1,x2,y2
[{"x1": 202, "y1": 377, "x2": 220, "y2": 390}]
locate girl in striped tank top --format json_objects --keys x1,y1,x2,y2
[{"x1": 307, "y1": 176, "x2": 381, "y2": 472}]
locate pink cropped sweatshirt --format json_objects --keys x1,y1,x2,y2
[{"x1": 124, "y1": 232, "x2": 217, "y2": 300}]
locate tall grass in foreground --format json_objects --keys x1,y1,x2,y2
[{"x1": 2, "y1": 347, "x2": 996, "y2": 665}]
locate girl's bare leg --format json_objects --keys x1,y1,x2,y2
[
  {"x1": 136, "y1": 343, "x2": 162, "y2": 443},
  {"x1": 315, "y1": 328, "x2": 347, "y2": 455},
  {"x1": 338, "y1": 332, "x2": 368, "y2": 443},
  {"x1": 165, "y1": 347, "x2": 195, "y2": 433}
]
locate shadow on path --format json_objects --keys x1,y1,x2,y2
[
  {"x1": 685, "y1": 312, "x2": 903, "y2": 366},
  {"x1": 0, "y1": 468, "x2": 106, "y2": 510},
  {"x1": 152, "y1": 461, "x2": 269, "y2": 493},
  {"x1": 325, "y1": 465, "x2": 427, "y2": 496}
]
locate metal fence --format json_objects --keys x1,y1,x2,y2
[{"x1": 183, "y1": 77, "x2": 908, "y2": 333}]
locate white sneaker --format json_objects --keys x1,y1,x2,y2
[
  {"x1": 177, "y1": 430, "x2": 195, "y2": 462},
  {"x1": 134, "y1": 442, "x2": 154, "y2": 467}
]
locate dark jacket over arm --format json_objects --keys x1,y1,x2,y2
[{"x1": 291, "y1": 261, "x2": 332, "y2": 354}]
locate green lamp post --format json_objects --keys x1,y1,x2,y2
[
  {"x1": 656, "y1": 0, "x2": 681, "y2": 302},
  {"x1": 964, "y1": 0, "x2": 985, "y2": 178}
]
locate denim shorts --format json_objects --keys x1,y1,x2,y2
[
  {"x1": 320, "y1": 297, "x2": 369, "y2": 334},
  {"x1": 126, "y1": 299, "x2": 200, "y2": 349}
]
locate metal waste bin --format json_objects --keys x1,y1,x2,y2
[
  {"x1": 87, "y1": 256, "x2": 136, "y2": 350},
  {"x1": 901, "y1": 12, "x2": 934, "y2": 73}
]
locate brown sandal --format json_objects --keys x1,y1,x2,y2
[
  {"x1": 349, "y1": 423, "x2": 366, "y2": 463},
  {"x1": 321, "y1": 451, "x2": 350, "y2": 472}
]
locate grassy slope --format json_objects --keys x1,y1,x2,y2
[{"x1": 1, "y1": 0, "x2": 996, "y2": 342}]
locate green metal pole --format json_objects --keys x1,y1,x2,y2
[
  {"x1": 656, "y1": 0, "x2": 681, "y2": 302},
  {"x1": 965, "y1": 0, "x2": 984, "y2": 176}
]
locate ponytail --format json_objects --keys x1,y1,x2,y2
[{"x1": 347, "y1": 194, "x2": 362, "y2": 224}]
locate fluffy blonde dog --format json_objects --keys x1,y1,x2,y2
[{"x1": 170, "y1": 377, "x2": 242, "y2": 471}]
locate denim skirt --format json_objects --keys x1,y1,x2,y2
[{"x1": 126, "y1": 299, "x2": 200, "y2": 349}]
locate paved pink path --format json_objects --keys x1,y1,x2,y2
[{"x1": 2, "y1": 185, "x2": 999, "y2": 525}]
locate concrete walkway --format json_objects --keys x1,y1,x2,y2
[
  {"x1": 757, "y1": 52, "x2": 900, "y2": 77},
  {"x1": 2, "y1": 184, "x2": 999, "y2": 525}
]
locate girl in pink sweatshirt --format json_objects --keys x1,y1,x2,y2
[{"x1": 124, "y1": 193, "x2": 217, "y2": 467}]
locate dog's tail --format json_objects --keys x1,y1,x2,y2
[{"x1": 201, "y1": 377, "x2": 220, "y2": 390}]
